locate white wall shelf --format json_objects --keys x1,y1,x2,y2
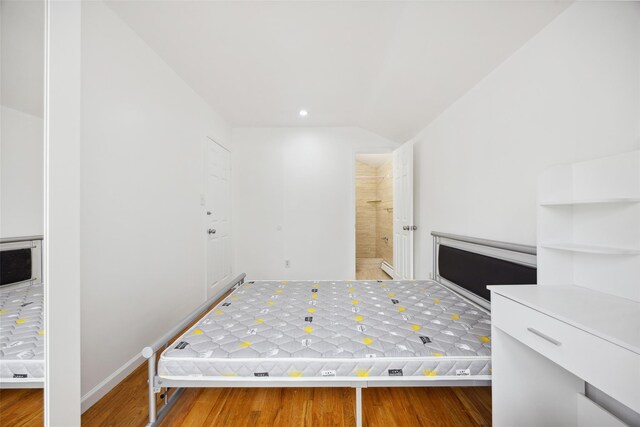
[
  {"x1": 540, "y1": 243, "x2": 640, "y2": 255},
  {"x1": 537, "y1": 150, "x2": 640, "y2": 302},
  {"x1": 539, "y1": 197, "x2": 640, "y2": 206}
]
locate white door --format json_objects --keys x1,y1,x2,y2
[
  {"x1": 205, "y1": 138, "x2": 232, "y2": 298},
  {"x1": 393, "y1": 142, "x2": 414, "y2": 279}
]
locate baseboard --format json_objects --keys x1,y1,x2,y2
[
  {"x1": 81, "y1": 352, "x2": 144, "y2": 413},
  {"x1": 381, "y1": 260, "x2": 395, "y2": 279}
]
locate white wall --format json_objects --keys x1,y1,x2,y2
[
  {"x1": 0, "y1": 106, "x2": 43, "y2": 238},
  {"x1": 0, "y1": 0, "x2": 44, "y2": 118},
  {"x1": 413, "y1": 1, "x2": 640, "y2": 279},
  {"x1": 80, "y1": 1, "x2": 231, "y2": 407},
  {"x1": 232, "y1": 127, "x2": 398, "y2": 280},
  {"x1": 0, "y1": 0, "x2": 44, "y2": 239}
]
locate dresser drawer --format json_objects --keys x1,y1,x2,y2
[
  {"x1": 492, "y1": 293, "x2": 640, "y2": 413},
  {"x1": 577, "y1": 394, "x2": 627, "y2": 427},
  {"x1": 492, "y1": 294, "x2": 570, "y2": 366}
]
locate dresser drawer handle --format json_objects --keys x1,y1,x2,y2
[{"x1": 527, "y1": 327, "x2": 562, "y2": 346}]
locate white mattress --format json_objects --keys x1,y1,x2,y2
[
  {"x1": 159, "y1": 280, "x2": 491, "y2": 381},
  {"x1": 0, "y1": 282, "x2": 45, "y2": 383}
]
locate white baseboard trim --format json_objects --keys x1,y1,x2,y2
[
  {"x1": 81, "y1": 352, "x2": 144, "y2": 413},
  {"x1": 381, "y1": 260, "x2": 395, "y2": 279}
]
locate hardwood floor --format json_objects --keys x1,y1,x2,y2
[
  {"x1": 159, "y1": 386, "x2": 491, "y2": 427},
  {"x1": 84, "y1": 372, "x2": 491, "y2": 427},
  {"x1": 82, "y1": 285, "x2": 492, "y2": 427},
  {"x1": 0, "y1": 389, "x2": 43, "y2": 427}
]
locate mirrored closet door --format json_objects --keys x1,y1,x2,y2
[{"x1": 0, "y1": 0, "x2": 46, "y2": 425}]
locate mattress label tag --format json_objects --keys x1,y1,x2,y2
[
  {"x1": 254, "y1": 372, "x2": 269, "y2": 377},
  {"x1": 247, "y1": 328, "x2": 257, "y2": 335},
  {"x1": 456, "y1": 369, "x2": 471, "y2": 377},
  {"x1": 175, "y1": 341, "x2": 189, "y2": 350},
  {"x1": 357, "y1": 325, "x2": 366, "y2": 332},
  {"x1": 365, "y1": 354, "x2": 376, "y2": 358},
  {"x1": 13, "y1": 373, "x2": 28, "y2": 379},
  {"x1": 419, "y1": 336, "x2": 432, "y2": 344},
  {"x1": 388, "y1": 369, "x2": 403, "y2": 377},
  {"x1": 322, "y1": 370, "x2": 337, "y2": 377}
]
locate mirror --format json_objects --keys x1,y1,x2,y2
[{"x1": 0, "y1": 0, "x2": 46, "y2": 424}]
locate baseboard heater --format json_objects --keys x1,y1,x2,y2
[{"x1": 381, "y1": 260, "x2": 394, "y2": 278}]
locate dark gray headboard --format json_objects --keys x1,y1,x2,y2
[
  {"x1": 0, "y1": 236, "x2": 43, "y2": 287},
  {"x1": 432, "y1": 232, "x2": 536, "y2": 307}
]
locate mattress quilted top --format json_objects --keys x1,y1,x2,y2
[{"x1": 162, "y1": 280, "x2": 491, "y2": 362}]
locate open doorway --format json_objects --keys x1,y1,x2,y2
[{"x1": 355, "y1": 153, "x2": 393, "y2": 280}]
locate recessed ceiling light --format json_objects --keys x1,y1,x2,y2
[{"x1": 299, "y1": 110, "x2": 308, "y2": 117}]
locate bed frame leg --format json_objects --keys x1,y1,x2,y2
[
  {"x1": 355, "y1": 386, "x2": 363, "y2": 427},
  {"x1": 147, "y1": 353, "x2": 157, "y2": 426}
]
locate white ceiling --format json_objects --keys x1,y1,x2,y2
[{"x1": 106, "y1": 1, "x2": 570, "y2": 142}]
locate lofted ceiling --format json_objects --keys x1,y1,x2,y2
[{"x1": 106, "y1": 1, "x2": 571, "y2": 142}]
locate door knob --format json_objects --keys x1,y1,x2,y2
[{"x1": 208, "y1": 228, "x2": 217, "y2": 235}]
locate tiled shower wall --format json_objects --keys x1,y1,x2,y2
[
  {"x1": 355, "y1": 161, "x2": 378, "y2": 258},
  {"x1": 355, "y1": 159, "x2": 393, "y2": 265},
  {"x1": 375, "y1": 158, "x2": 393, "y2": 264}
]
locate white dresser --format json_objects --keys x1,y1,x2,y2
[
  {"x1": 490, "y1": 285, "x2": 640, "y2": 426},
  {"x1": 490, "y1": 151, "x2": 640, "y2": 426}
]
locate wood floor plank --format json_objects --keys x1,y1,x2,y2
[
  {"x1": 84, "y1": 382, "x2": 491, "y2": 427},
  {"x1": 0, "y1": 389, "x2": 43, "y2": 427}
]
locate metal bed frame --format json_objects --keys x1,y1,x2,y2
[
  {"x1": 0, "y1": 380, "x2": 43, "y2": 389},
  {"x1": 142, "y1": 233, "x2": 537, "y2": 427},
  {"x1": 0, "y1": 235, "x2": 45, "y2": 390}
]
